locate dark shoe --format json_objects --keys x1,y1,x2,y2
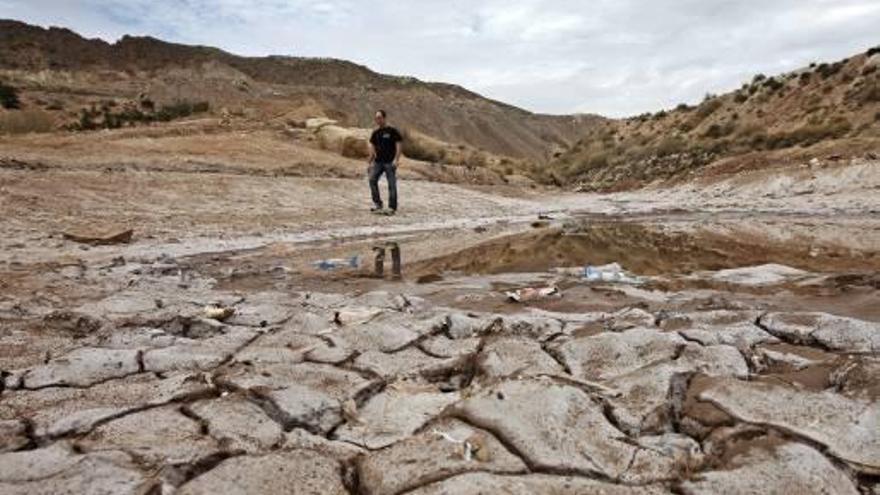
[
  {"x1": 385, "y1": 209, "x2": 397, "y2": 216},
  {"x1": 370, "y1": 206, "x2": 384, "y2": 214}
]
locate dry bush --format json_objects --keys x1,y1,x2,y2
[
  {"x1": 0, "y1": 109, "x2": 54, "y2": 134},
  {"x1": 340, "y1": 135, "x2": 370, "y2": 159}
]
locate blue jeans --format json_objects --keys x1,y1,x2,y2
[{"x1": 369, "y1": 161, "x2": 397, "y2": 210}]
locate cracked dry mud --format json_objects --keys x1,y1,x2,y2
[{"x1": 2, "y1": 223, "x2": 879, "y2": 495}]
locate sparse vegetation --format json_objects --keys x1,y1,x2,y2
[
  {"x1": 816, "y1": 62, "x2": 843, "y2": 79},
  {"x1": 763, "y1": 77, "x2": 784, "y2": 91},
  {"x1": 0, "y1": 81, "x2": 21, "y2": 109},
  {"x1": 67, "y1": 100, "x2": 210, "y2": 131},
  {"x1": 867, "y1": 46, "x2": 880, "y2": 57}
]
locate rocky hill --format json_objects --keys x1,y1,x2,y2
[
  {"x1": 548, "y1": 47, "x2": 880, "y2": 189},
  {"x1": 0, "y1": 19, "x2": 600, "y2": 161}
]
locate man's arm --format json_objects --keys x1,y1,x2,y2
[
  {"x1": 394, "y1": 141, "x2": 402, "y2": 166},
  {"x1": 368, "y1": 135, "x2": 376, "y2": 163}
]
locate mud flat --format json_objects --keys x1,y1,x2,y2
[
  {"x1": 1, "y1": 201, "x2": 878, "y2": 494},
  {"x1": 1, "y1": 149, "x2": 879, "y2": 493}
]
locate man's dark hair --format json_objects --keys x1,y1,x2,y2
[{"x1": 377, "y1": 109, "x2": 387, "y2": 118}]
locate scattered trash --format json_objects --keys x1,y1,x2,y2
[
  {"x1": 62, "y1": 229, "x2": 134, "y2": 246},
  {"x1": 505, "y1": 286, "x2": 560, "y2": 303},
  {"x1": 312, "y1": 256, "x2": 359, "y2": 271},
  {"x1": 552, "y1": 263, "x2": 642, "y2": 284},
  {"x1": 332, "y1": 307, "x2": 383, "y2": 326},
  {"x1": 203, "y1": 304, "x2": 235, "y2": 321},
  {"x1": 431, "y1": 429, "x2": 489, "y2": 462},
  {"x1": 585, "y1": 262, "x2": 629, "y2": 282}
]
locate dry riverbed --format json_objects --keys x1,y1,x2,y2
[{"x1": 1, "y1": 157, "x2": 879, "y2": 494}]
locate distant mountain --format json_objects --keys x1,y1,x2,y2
[{"x1": 0, "y1": 19, "x2": 601, "y2": 161}]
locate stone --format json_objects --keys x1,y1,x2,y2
[
  {"x1": 335, "y1": 384, "x2": 460, "y2": 449},
  {"x1": 188, "y1": 395, "x2": 284, "y2": 453},
  {"x1": 19, "y1": 347, "x2": 140, "y2": 389},
  {"x1": 357, "y1": 418, "x2": 527, "y2": 495},
  {"x1": 176, "y1": 450, "x2": 347, "y2": 495},
  {"x1": 0, "y1": 443, "x2": 150, "y2": 495},
  {"x1": 760, "y1": 312, "x2": 880, "y2": 353},
  {"x1": 680, "y1": 441, "x2": 858, "y2": 495},
  {"x1": 697, "y1": 377, "x2": 880, "y2": 473}
]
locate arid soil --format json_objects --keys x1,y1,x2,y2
[{"x1": 1, "y1": 138, "x2": 879, "y2": 494}]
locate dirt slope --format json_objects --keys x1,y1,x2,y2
[
  {"x1": 0, "y1": 19, "x2": 600, "y2": 161},
  {"x1": 548, "y1": 47, "x2": 880, "y2": 189}
]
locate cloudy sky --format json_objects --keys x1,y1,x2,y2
[{"x1": 2, "y1": 0, "x2": 879, "y2": 116}]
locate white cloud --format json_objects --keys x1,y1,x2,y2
[{"x1": 2, "y1": 0, "x2": 878, "y2": 116}]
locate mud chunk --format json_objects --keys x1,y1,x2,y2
[
  {"x1": 760, "y1": 312, "x2": 880, "y2": 353},
  {"x1": 176, "y1": 450, "x2": 347, "y2": 495},
  {"x1": 0, "y1": 443, "x2": 149, "y2": 495},
  {"x1": 188, "y1": 395, "x2": 284, "y2": 453},
  {"x1": 352, "y1": 347, "x2": 460, "y2": 380},
  {"x1": 698, "y1": 377, "x2": 880, "y2": 474},
  {"x1": 553, "y1": 327, "x2": 685, "y2": 381},
  {"x1": 680, "y1": 441, "x2": 858, "y2": 495},
  {"x1": 335, "y1": 383, "x2": 460, "y2": 449},
  {"x1": 475, "y1": 337, "x2": 564, "y2": 380},
  {"x1": 450, "y1": 379, "x2": 700, "y2": 481},
  {"x1": 406, "y1": 472, "x2": 672, "y2": 494},
  {"x1": 0, "y1": 372, "x2": 212, "y2": 438},
  {"x1": 0, "y1": 420, "x2": 30, "y2": 452},
  {"x1": 18, "y1": 347, "x2": 140, "y2": 389},
  {"x1": 357, "y1": 418, "x2": 527, "y2": 495},
  {"x1": 142, "y1": 326, "x2": 258, "y2": 372},
  {"x1": 76, "y1": 406, "x2": 220, "y2": 467},
  {"x1": 217, "y1": 362, "x2": 376, "y2": 434}
]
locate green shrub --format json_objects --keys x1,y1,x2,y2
[
  {"x1": 763, "y1": 77, "x2": 784, "y2": 91},
  {"x1": 733, "y1": 92, "x2": 748, "y2": 103},
  {"x1": 0, "y1": 81, "x2": 20, "y2": 109},
  {"x1": 675, "y1": 103, "x2": 691, "y2": 112},
  {"x1": 817, "y1": 62, "x2": 843, "y2": 79},
  {"x1": 867, "y1": 46, "x2": 880, "y2": 57},
  {"x1": 752, "y1": 74, "x2": 766, "y2": 83}
]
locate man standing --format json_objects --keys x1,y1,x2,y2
[{"x1": 368, "y1": 110, "x2": 403, "y2": 215}]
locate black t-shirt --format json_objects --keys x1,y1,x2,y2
[{"x1": 370, "y1": 126, "x2": 403, "y2": 163}]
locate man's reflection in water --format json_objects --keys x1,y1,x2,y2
[{"x1": 372, "y1": 242, "x2": 402, "y2": 280}]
